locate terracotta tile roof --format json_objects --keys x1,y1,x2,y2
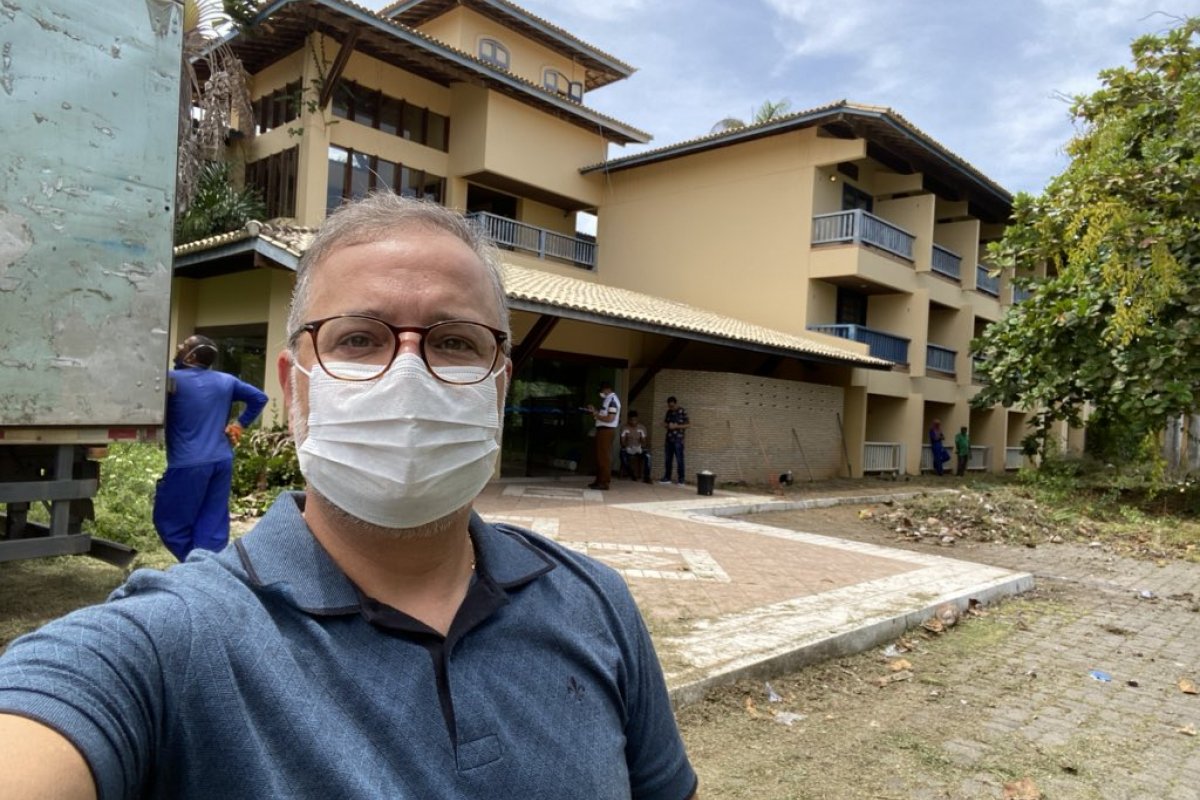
[
  {"x1": 379, "y1": 0, "x2": 634, "y2": 85},
  {"x1": 229, "y1": 0, "x2": 648, "y2": 143},
  {"x1": 174, "y1": 222, "x2": 887, "y2": 368},
  {"x1": 583, "y1": 100, "x2": 1011, "y2": 220},
  {"x1": 173, "y1": 221, "x2": 317, "y2": 260},
  {"x1": 501, "y1": 263, "x2": 890, "y2": 368}
]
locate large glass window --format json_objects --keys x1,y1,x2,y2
[
  {"x1": 326, "y1": 145, "x2": 445, "y2": 213},
  {"x1": 245, "y1": 147, "x2": 298, "y2": 218},
  {"x1": 252, "y1": 81, "x2": 301, "y2": 134},
  {"x1": 329, "y1": 80, "x2": 450, "y2": 153}
]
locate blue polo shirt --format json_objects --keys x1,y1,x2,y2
[
  {"x1": 166, "y1": 366, "x2": 268, "y2": 467},
  {"x1": 0, "y1": 494, "x2": 697, "y2": 800}
]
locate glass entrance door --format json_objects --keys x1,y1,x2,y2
[{"x1": 502, "y1": 355, "x2": 618, "y2": 478}]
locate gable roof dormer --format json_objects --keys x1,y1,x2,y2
[{"x1": 379, "y1": 0, "x2": 634, "y2": 90}]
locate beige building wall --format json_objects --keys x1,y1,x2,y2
[
  {"x1": 640, "y1": 369, "x2": 847, "y2": 483},
  {"x1": 417, "y1": 7, "x2": 590, "y2": 89},
  {"x1": 598, "y1": 129, "x2": 865, "y2": 335}
]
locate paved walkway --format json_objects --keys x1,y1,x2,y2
[{"x1": 473, "y1": 477, "x2": 1033, "y2": 706}]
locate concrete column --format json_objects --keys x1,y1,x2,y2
[
  {"x1": 841, "y1": 385, "x2": 867, "y2": 478},
  {"x1": 262, "y1": 269, "x2": 296, "y2": 427},
  {"x1": 294, "y1": 33, "x2": 337, "y2": 227}
]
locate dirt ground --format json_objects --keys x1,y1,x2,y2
[{"x1": 678, "y1": 502, "x2": 1200, "y2": 800}]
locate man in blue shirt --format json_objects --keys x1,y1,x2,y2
[
  {"x1": 0, "y1": 195, "x2": 698, "y2": 800},
  {"x1": 153, "y1": 335, "x2": 268, "y2": 561}
]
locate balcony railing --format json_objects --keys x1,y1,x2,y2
[
  {"x1": 468, "y1": 211, "x2": 596, "y2": 269},
  {"x1": 931, "y1": 244, "x2": 961, "y2": 281},
  {"x1": 812, "y1": 209, "x2": 915, "y2": 262},
  {"x1": 863, "y1": 442, "x2": 904, "y2": 473},
  {"x1": 808, "y1": 323, "x2": 909, "y2": 364},
  {"x1": 976, "y1": 264, "x2": 1000, "y2": 296},
  {"x1": 921, "y1": 444, "x2": 992, "y2": 471},
  {"x1": 1005, "y1": 447, "x2": 1024, "y2": 470},
  {"x1": 926, "y1": 343, "x2": 956, "y2": 374}
]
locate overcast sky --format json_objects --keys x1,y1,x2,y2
[{"x1": 367, "y1": 0, "x2": 1195, "y2": 196}]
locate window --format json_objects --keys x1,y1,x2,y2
[
  {"x1": 836, "y1": 288, "x2": 868, "y2": 326},
  {"x1": 841, "y1": 183, "x2": 873, "y2": 213},
  {"x1": 251, "y1": 81, "x2": 301, "y2": 134},
  {"x1": 543, "y1": 69, "x2": 567, "y2": 95},
  {"x1": 329, "y1": 80, "x2": 450, "y2": 153},
  {"x1": 245, "y1": 147, "x2": 298, "y2": 218},
  {"x1": 479, "y1": 38, "x2": 509, "y2": 69},
  {"x1": 567, "y1": 81, "x2": 583, "y2": 102},
  {"x1": 326, "y1": 145, "x2": 446, "y2": 214}
]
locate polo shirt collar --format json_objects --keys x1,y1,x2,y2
[{"x1": 233, "y1": 493, "x2": 555, "y2": 614}]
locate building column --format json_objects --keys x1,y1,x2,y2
[{"x1": 842, "y1": 385, "x2": 867, "y2": 478}]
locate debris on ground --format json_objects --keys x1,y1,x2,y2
[
  {"x1": 765, "y1": 682, "x2": 782, "y2": 702},
  {"x1": 1089, "y1": 669, "x2": 1113, "y2": 682},
  {"x1": 773, "y1": 711, "x2": 806, "y2": 726},
  {"x1": 887, "y1": 658, "x2": 912, "y2": 672},
  {"x1": 874, "y1": 670, "x2": 913, "y2": 687},
  {"x1": 1178, "y1": 724, "x2": 1197, "y2": 737},
  {"x1": 1179, "y1": 677, "x2": 1198, "y2": 695},
  {"x1": 1003, "y1": 776, "x2": 1043, "y2": 799}
]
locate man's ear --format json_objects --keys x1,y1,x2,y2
[{"x1": 277, "y1": 350, "x2": 294, "y2": 429}]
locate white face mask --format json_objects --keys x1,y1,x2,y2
[{"x1": 294, "y1": 353, "x2": 504, "y2": 529}]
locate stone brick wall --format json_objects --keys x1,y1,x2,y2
[{"x1": 631, "y1": 369, "x2": 846, "y2": 484}]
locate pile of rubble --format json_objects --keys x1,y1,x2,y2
[{"x1": 862, "y1": 490, "x2": 1073, "y2": 547}]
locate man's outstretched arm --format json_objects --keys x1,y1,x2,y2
[{"x1": 0, "y1": 713, "x2": 96, "y2": 800}]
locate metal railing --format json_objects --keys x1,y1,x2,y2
[
  {"x1": 926, "y1": 343, "x2": 956, "y2": 374},
  {"x1": 921, "y1": 444, "x2": 991, "y2": 471},
  {"x1": 863, "y1": 442, "x2": 904, "y2": 473},
  {"x1": 467, "y1": 211, "x2": 596, "y2": 269},
  {"x1": 976, "y1": 264, "x2": 1000, "y2": 296},
  {"x1": 808, "y1": 323, "x2": 910, "y2": 364},
  {"x1": 931, "y1": 244, "x2": 961, "y2": 281},
  {"x1": 812, "y1": 209, "x2": 915, "y2": 262},
  {"x1": 1005, "y1": 447, "x2": 1024, "y2": 470}
]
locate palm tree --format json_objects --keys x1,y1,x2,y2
[
  {"x1": 710, "y1": 99, "x2": 793, "y2": 133},
  {"x1": 177, "y1": 1, "x2": 257, "y2": 216}
]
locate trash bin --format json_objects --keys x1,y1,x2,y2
[{"x1": 697, "y1": 470, "x2": 715, "y2": 496}]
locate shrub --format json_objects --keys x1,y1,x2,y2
[
  {"x1": 87, "y1": 442, "x2": 167, "y2": 553},
  {"x1": 230, "y1": 425, "x2": 303, "y2": 517}
]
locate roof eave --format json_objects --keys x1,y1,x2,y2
[{"x1": 236, "y1": 0, "x2": 649, "y2": 145}]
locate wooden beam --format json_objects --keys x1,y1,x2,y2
[
  {"x1": 628, "y1": 338, "x2": 688, "y2": 405},
  {"x1": 317, "y1": 29, "x2": 361, "y2": 110},
  {"x1": 510, "y1": 314, "x2": 559, "y2": 375}
]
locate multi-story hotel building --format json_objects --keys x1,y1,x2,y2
[{"x1": 176, "y1": 0, "x2": 1041, "y2": 480}]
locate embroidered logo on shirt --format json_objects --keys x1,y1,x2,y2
[{"x1": 567, "y1": 676, "x2": 587, "y2": 702}]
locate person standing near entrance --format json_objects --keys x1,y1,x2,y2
[
  {"x1": 954, "y1": 426, "x2": 971, "y2": 477},
  {"x1": 658, "y1": 395, "x2": 690, "y2": 485},
  {"x1": 154, "y1": 335, "x2": 268, "y2": 561},
  {"x1": 587, "y1": 381, "x2": 620, "y2": 490}
]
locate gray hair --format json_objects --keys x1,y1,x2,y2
[{"x1": 287, "y1": 193, "x2": 510, "y2": 349}]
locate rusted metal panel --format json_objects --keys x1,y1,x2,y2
[{"x1": 0, "y1": 0, "x2": 182, "y2": 427}]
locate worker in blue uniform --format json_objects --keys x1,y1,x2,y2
[{"x1": 153, "y1": 335, "x2": 268, "y2": 561}]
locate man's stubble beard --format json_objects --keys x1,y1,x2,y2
[{"x1": 288, "y1": 365, "x2": 465, "y2": 542}]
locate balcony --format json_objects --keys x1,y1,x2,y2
[
  {"x1": 468, "y1": 211, "x2": 596, "y2": 269},
  {"x1": 976, "y1": 264, "x2": 1000, "y2": 296},
  {"x1": 926, "y1": 343, "x2": 956, "y2": 375},
  {"x1": 812, "y1": 210, "x2": 915, "y2": 262},
  {"x1": 808, "y1": 323, "x2": 909, "y2": 364},
  {"x1": 931, "y1": 244, "x2": 961, "y2": 282}
]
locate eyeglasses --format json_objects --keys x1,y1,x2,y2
[{"x1": 293, "y1": 315, "x2": 508, "y2": 385}]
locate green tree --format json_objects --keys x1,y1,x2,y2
[
  {"x1": 711, "y1": 99, "x2": 792, "y2": 133},
  {"x1": 973, "y1": 16, "x2": 1200, "y2": 452}
]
